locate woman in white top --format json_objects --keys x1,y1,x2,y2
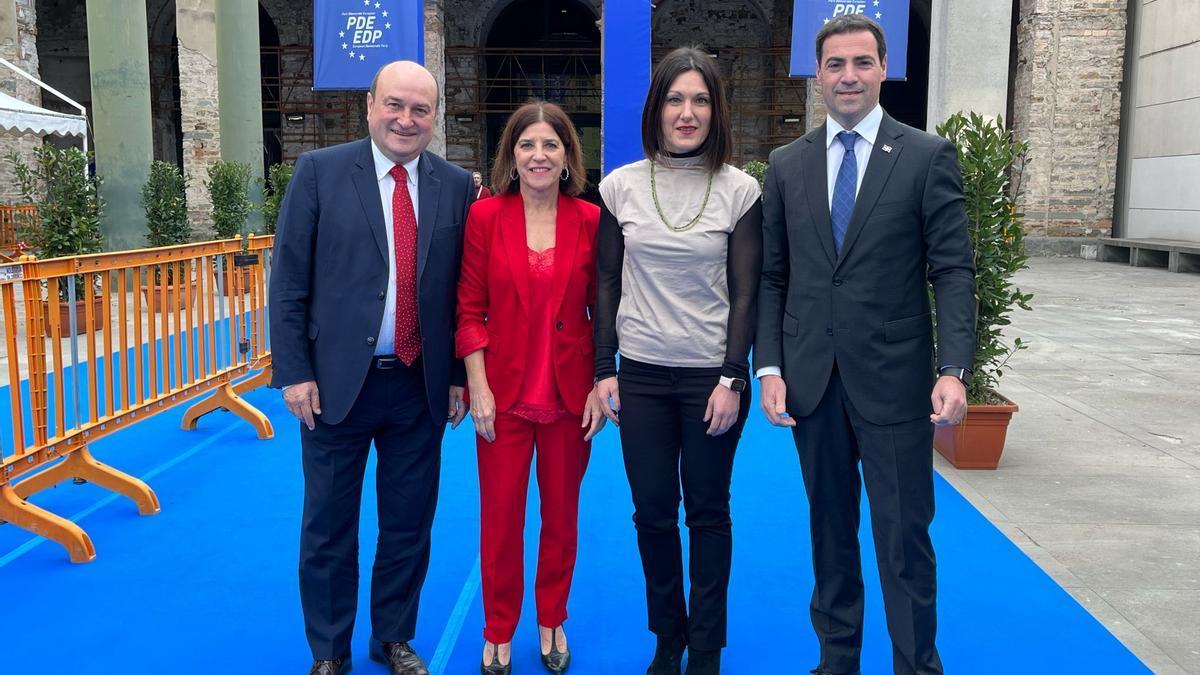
[{"x1": 592, "y1": 46, "x2": 762, "y2": 675}]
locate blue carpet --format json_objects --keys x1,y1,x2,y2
[{"x1": 0, "y1": 384, "x2": 1149, "y2": 674}]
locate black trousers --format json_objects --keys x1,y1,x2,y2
[
  {"x1": 299, "y1": 360, "x2": 444, "y2": 661},
  {"x1": 792, "y1": 368, "x2": 942, "y2": 675},
  {"x1": 617, "y1": 358, "x2": 750, "y2": 651}
]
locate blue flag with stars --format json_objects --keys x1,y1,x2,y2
[
  {"x1": 314, "y1": 0, "x2": 424, "y2": 90},
  {"x1": 789, "y1": 0, "x2": 910, "y2": 79}
]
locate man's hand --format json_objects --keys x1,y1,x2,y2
[
  {"x1": 930, "y1": 375, "x2": 967, "y2": 426},
  {"x1": 594, "y1": 377, "x2": 620, "y2": 425},
  {"x1": 581, "y1": 387, "x2": 607, "y2": 441},
  {"x1": 703, "y1": 384, "x2": 741, "y2": 436},
  {"x1": 469, "y1": 383, "x2": 497, "y2": 442},
  {"x1": 284, "y1": 380, "x2": 322, "y2": 431},
  {"x1": 759, "y1": 374, "x2": 795, "y2": 427},
  {"x1": 448, "y1": 386, "x2": 467, "y2": 429}
]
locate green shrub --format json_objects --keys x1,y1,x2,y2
[
  {"x1": 260, "y1": 162, "x2": 294, "y2": 235},
  {"x1": 935, "y1": 112, "x2": 1034, "y2": 404},
  {"x1": 6, "y1": 144, "x2": 104, "y2": 300},
  {"x1": 142, "y1": 160, "x2": 190, "y2": 247},
  {"x1": 206, "y1": 160, "x2": 253, "y2": 240},
  {"x1": 741, "y1": 160, "x2": 767, "y2": 190}
]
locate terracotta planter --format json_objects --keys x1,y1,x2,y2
[
  {"x1": 40, "y1": 296, "x2": 106, "y2": 336},
  {"x1": 214, "y1": 268, "x2": 254, "y2": 296},
  {"x1": 933, "y1": 391, "x2": 1019, "y2": 470},
  {"x1": 143, "y1": 281, "x2": 198, "y2": 313}
]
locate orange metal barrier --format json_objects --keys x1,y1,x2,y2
[
  {"x1": 0, "y1": 236, "x2": 274, "y2": 562},
  {"x1": 0, "y1": 205, "x2": 36, "y2": 259}
]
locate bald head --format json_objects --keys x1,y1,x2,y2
[{"x1": 370, "y1": 61, "x2": 438, "y2": 107}]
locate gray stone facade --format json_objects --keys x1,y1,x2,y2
[
  {"x1": 1012, "y1": 0, "x2": 1127, "y2": 238},
  {"x1": 1, "y1": 0, "x2": 42, "y2": 205}
]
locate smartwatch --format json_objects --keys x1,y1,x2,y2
[{"x1": 719, "y1": 376, "x2": 747, "y2": 393}]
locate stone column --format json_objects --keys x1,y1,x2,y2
[
  {"x1": 926, "y1": 0, "x2": 1014, "y2": 129},
  {"x1": 425, "y1": 0, "x2": 447, "y2": 157},
  {"x1": 87, "y1": 0, "x2": 154, "y2": 251},
  {"x1": 1012, "y1": 0, "x2": 1126, "y2": 238},
  {"x1": 176, "y1": 0, "x2": 221, "y2": 235},
  {"x1": 805, "y1": 79, "x2": 826, "y2": 133},
  {"x1": 216, "y1": 0, "x2": 264, "y2": 232}
]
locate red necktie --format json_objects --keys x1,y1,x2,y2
[{"x1": 389, "y1": 164, "x2": 421, "y2": 365}]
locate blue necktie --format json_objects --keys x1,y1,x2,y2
[{"x1": 830, "y1": 130, "x2": 859, "y2": 255}]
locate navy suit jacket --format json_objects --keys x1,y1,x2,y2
[
  {"x1": 270, "y1": 137, "x2": 472, "y2": 425},
  {"x1": 755, "y1": 113, "x2": 976, "y2": 426}
]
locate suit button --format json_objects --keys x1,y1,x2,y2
[
  {"x1": 833, "y1": 278, "x2": 843, "y2": 286},
  {"x1": 366, "y1": 336, "x2": 376, "y2": 346},
  {"x1": 378, "y1": 291, "x2": 386, "y2": 300},
  {"x1": 556, "y1": 321, "x2": 564, "y2": 330}
]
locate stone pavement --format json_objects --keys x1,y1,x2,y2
[{"x1": 935, "y1": 257, "x2": 1200, "y2": 674}]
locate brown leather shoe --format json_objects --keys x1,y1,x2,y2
[
  {"x1": 370, "y1": 641, "x2": 429, "y2": 675},
  {"x1": 308, "y1": 657, "x2": 351, "y2": 675}
]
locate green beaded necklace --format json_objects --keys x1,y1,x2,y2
[{"x1": 650, "y1": 160, "x2": 713, "y2": 233}]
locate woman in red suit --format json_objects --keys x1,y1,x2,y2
[{"x1": 455, "y1": 100, "x2": 604, "y2": 675}]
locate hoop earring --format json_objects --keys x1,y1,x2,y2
[
  {"x1": 510, "y1": 168, "x2": 518, "y2": 181},
  {"x1": 560, "y1": 167, "x2": 570, "y2": 181}
]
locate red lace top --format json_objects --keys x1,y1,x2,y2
[{"x1": 509, "y1": 247, "x2": 570, "y2": 423}]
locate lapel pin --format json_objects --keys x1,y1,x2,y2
[{"x1": 882, "y1": 144, "x2": 893, "y2": 154}]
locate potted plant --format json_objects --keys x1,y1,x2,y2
[
  {"x1": 932, "y1": 112, "x2": 1034, "y2": 469},
  {"x1": 6, "y1": 144, "x2": 105, "y2": 335},
  {"x1": 206, "y1": 160, "x2": 254, "y2": 295},
  {"x1": 141, "y1": 160, "x2": 195, "y2": 312},
  {"x1": 260, "y1": 161, "x2": 293, "y2": 236}
]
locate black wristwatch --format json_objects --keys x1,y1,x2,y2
[
  {"x1": 719, "y1": 376, "x2": 747, "y2": 393},
  {"x1": 938, "y1": 366, "x2": 972, "y2": 385}
]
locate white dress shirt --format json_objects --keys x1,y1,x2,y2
[
  {"x1": 370, "y1": 140, "x2": 421, "y2": 356},
  {"x1": 756, "y1": 105, "x2": 883, "y2": 380}
]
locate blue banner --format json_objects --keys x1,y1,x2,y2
[
  {"x1": 601, "y1": 1, "x2": 650, "y2": 174},
  {"x1": 314, "y1": 0, "x2": 424, "y2": 90},
  {"x1": 790, "y1": 0, "x2": 910, "y2": 79}
]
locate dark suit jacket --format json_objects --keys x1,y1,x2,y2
[
  {"x1": 755, "y1": 113, "x2": 976, "y2": 426},
  {"x1": 454, "y1": 192, "x2": 600, "y2": 416},
  {"x1": 269, "y1": 137, "x2": 472, "y2": 425}
]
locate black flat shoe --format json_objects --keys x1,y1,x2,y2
[
  {"x1": 540, "y1": 625, "x2": 571, "y2": 674},
  {"x1": 684, "y1": 647, "x2": 720, "y2": 675},
  {"x1": 308, "y1": 657, "x2": 351, "y2": 675},
  {"x1": 481, "y1": 642, "x2": 512, "y2": 675},
  {"x1": 646, "y1": 634, "x2": 686, "y2": 675}
]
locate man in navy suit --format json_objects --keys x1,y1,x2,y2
[
  {"x1": 755, "y1": 16, "x2": 976, "y2": 675},
  {"x1": 270, "y1": 60, "x2": 472, "y2": 675}
]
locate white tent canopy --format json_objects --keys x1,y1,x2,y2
[{"x1": 0, "y1": 90, "x2": 87, "y2": 137}]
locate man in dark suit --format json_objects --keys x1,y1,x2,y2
[
  {"x1": 270, "y1": 60, "x2": 472, "y2": 675},
  {"x1": 755, "y1": 16, "x2": 976, "y2": 675}
]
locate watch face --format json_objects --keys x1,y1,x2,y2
[{"x1": 730, "y1": 378, "x2": 747, "y2": 393}]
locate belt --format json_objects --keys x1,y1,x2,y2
[{"x1": 373, "y1": 355, "x2": 401, "y2": 370}]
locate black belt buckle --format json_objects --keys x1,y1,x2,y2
[{"x1": 373, "y1": 356, "x2": 400, "y2": 370}]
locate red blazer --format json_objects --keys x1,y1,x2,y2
[{"x1": 455, "y1": 191, "x2": 600, "y2": 416}]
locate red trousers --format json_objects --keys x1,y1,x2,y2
[{"x1": 478, "y1": 412, "x2": 591, "y2": 643}]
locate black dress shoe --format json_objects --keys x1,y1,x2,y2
[
  {"x1": 308, "y1": 657, "x2": 351, "y2": 675},
  {"x1": 685, "y1": 648, "x2": 720, "y2": 675},
  {"x1": 370, "y1": 641, "x2": 428, "y2": 675},
  {"x1": 646, "y1": 634, "x2": 686, "y2": 675},
  {"x1": 540, "y1": 626, "x2": 571, "y2": 674}
]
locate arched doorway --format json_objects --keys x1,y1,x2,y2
[
  {"x1": 482, "y1": 0, "x2": 601, "y2": 194},
  {"x1": 879, "y1": 0, "x2": 930, "y2": 130},
  {"x1": 259, "y1": 4, "x2": 283, "y2": 171}
]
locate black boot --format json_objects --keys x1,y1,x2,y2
[
  {"x1": 646, "y1": 634, "x2": 686, "y2": 675},
  {"x1": 684, "y1": 648, "x2": 720, "y2": 675}
]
